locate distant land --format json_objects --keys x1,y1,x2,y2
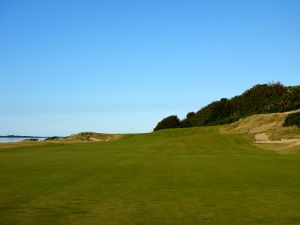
[{"x1": 0, "y1": 135, "x2": 49, "y2": 138}]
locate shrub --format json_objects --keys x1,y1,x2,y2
[
  {"x1": 283, "y1": 112, "x2": 300, "y2": 128},
  {"x1": 154, "y1": 115, "x2": 180, "y2": 131},
  {"x1": 186, "y1": 112, "x2": 195, "y2": 119},
  {"x1": 45, "y1": 136, "x2": 61, "y2": 141},
  {"x1": 179, "y1": 119, "x2": 193, "y2": 128}
]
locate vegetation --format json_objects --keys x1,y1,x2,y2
[
  {"x1": 153, "y1": 115, "x2": 180, "y2": 131},
  {"x1": 284, "y1": 112, "x2": 300, "y2": 128},
  {"x1": 155, "y1": 83, "x2": 300, "y2": 131},
  {"x1": 23, "y1": 138, "x2": 39, "y2": 142},
  {"x1": 224, "y1": 109, "x2": 300, "y2": 146},
  {"x1": 45, "y1": 136, "x2": 61, "y2": 141},
  {"x1": 66, "y1": 132, "x2": 124, "y2": 142},
  {"x1": 1, "y1": 127, "x2": 300, "y2": 224}
]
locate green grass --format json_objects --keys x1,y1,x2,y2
[{"x1": 0, "y1": 127, "x2": 300, "y2": 225}]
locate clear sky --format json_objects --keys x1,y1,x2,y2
[{"x1": 0, "y1": 0, "x2": 299, "y2": 136}]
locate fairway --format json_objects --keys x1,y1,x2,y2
[{"x1": 0, "y1": 127, "x2": 300, "y2": 225}]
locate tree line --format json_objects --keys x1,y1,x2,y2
[{"x1": 154, "y1": 82, "x2": 300, "y2": 131}]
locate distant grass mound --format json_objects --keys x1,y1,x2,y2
[
  {"x1": 66, "y1": 132, "x2": 124, "y2": 142},
  {"x1": 0, "y1": 132, "x2": 125, "y2": 150}
]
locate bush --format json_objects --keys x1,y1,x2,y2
[
  {"x1": 179, "y1": 119, "x2": 193, "y2": 128},
  {"x1": 186, "y1": 112, "x2": 195, "y2": 119},
  {"x1": 45, "y1": 136, "x2": 61, "y2": 141},
  {"x1": 283, "y1": 112, "x2": 300, "y2": 128},
  {"x1": 154, "y1": 115, "x2": 180, "y2": 131}
]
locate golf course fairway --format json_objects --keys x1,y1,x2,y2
[{"x1": 0, "y1": 127, "x2": 300, "y2": 225}]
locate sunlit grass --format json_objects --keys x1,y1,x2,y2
[{"x1": 0, "y1": 127, "x2": 300, "y2": 224}]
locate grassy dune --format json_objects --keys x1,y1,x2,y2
[
  {"x1": 224, "y1": 109, "x2": 300, "y2": 151},
  {"x1": 0, "y1": 127, "x2": 300, "y2": 224},
  {"x1": 66, "y1": 132, "x2": 124, "y2": 142},
  {"x1": 225, "y1": 109, "x2": 300, "y2": 140}
]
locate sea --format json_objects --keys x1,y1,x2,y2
[{"x1": 0, "y1": 137, "x2": 46, "y2": 143}]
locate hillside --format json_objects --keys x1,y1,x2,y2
[
  {"x1": 223, "y1": 109, "x2": 300, "y2": 151},
  {"x1": 154, "y1": 83, "x2": 300, "y2": 131}
]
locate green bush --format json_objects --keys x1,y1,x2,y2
[
  {"x1": 154, "y1": 115, "x2": 180, "y2": 131},
  {"x1": 284, "y1": 112, "x2": 300, "y2": 128},
  {"x1": 45, "y1": 136, "x2": 61, "y2": 141}
]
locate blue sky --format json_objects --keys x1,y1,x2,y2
[{"x1": 0, "y1": 0, "x2": 299, "y2": 136}]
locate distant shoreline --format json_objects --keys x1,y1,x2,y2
[{"x1": 0, "y1": 136, "x2": 49, "y2": 138}]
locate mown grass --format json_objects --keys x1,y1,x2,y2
[{"x1": 0, "y1": 127, "x2": 300, "y2": 224}]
